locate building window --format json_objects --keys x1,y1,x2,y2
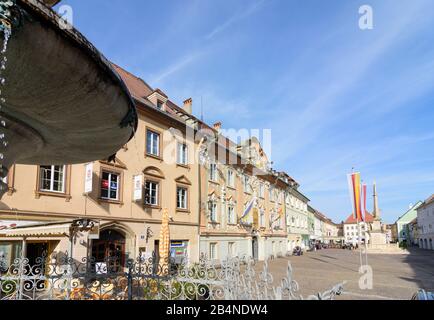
[
  {"x1": 209, "y1": 164, "x2": 218, "y2": 182},
  {"x1": 209, "y1": 243, "x2": 218, "y2": 260},
  {"x1": 227, "y1": 169, "x2": 235, "y2": 188},
  {"x1": 177, "y1": 187, "x2": 188, "y2": 210},
  {"x1": 243, "y1": 175, "x2": 251, "y2": 193},
  {"x1": 101, "y1": 171, "x2": 120, "y2": 201},
  {"x1": 259, "y1": 183, "x2": 265, "y2": 198},
  {"x1": 40, "y1": 165, "x2": 66, "y2": 193},
  {"x1": 228, "y1": 206, "x2": 235, "y2": 224},
  {"x1": 269, "y1": 188, "x2": 275, "y2": 202},
  {"x1": 177, "y1": 143, "x2": 188, "y2": 165},
  {"x1": 209, "y1": 201, "x2": 218, "y2": 222},
  {"x1": 146, "y1": 129, "x2": 160, "y2": 157},
  {"x1": 156, "y1": 100, "x2": 164, "y2": 110},
  {"x1": 228, "y1": 242, "x2": 235, "y2": 258},
  {"x1": 260, "y1": 210, "x2": 266, "y2": 227},
  {"x1": 144, "y1": 181, "x2": 159, "y2": 206}
]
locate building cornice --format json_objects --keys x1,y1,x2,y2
[{"x1": 0, "y1": 210, "x2": 200, "y2": 228}]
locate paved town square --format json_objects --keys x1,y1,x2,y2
[{"x1": 257, "y1": 249, "x2": 434, "y2": 300}]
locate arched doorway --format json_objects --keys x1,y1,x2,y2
[{"x1": 92, "y1": 229, "x2": 126, "y2": 272}]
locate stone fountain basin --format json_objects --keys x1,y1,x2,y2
[{"x1": 1, "y1": 0, "x2": 137, "y2": 168}]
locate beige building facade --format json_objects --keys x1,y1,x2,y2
[
  {"x1": 199, "y1": 137, "x2": 288, "y2": 261},
  {"x1": 0, "y1": 65, "x2": 202, "y2": 267},
  {"x1": 0, "y1": 64, "x2": 339, "y2": 268}
]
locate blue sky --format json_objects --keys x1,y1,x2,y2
[{"x1": 57, "y1": 0, "x2": 434, "y2": 223}]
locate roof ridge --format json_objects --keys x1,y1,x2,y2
[{"x1": 111, "y1": 62, "x2": 154, "y2": 94}]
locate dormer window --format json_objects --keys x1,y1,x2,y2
[
  {"x1": 157, "y1": 100, "x2": 164, "y2": 110},
  {"x1": 147, "y1": 89, "x2": 168, "y2": 111}
]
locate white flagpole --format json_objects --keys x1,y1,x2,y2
[
  {"x1": 357, "y1": 213, "x2": 363, "y2": 269},
  {"x1": 363, "y1": 183, "x2": 369, "y2": 268}
]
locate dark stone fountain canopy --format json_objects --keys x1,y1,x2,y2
[{"x1": 0, "y1": 0, "x2": 138, "y2": 170}]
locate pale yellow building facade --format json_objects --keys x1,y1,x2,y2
[{"x1": 0, "y1": 65, "x2": 202, "y2": 266}]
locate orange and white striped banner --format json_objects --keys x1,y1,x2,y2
[{"x1": 347, "y1": 172, "x2": 363, "y2": 222}]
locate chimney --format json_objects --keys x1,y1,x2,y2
[
  {"x1": 183, "y1": 98, "x2": 193, "y2": 114},
  {"x1": 213, "y1": 122, "x2": 222, "y2": 132}
]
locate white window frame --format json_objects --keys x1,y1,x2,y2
[
  {"x1": 209, "y1": 201, "x2": 218, "y2": 222},
  {"x1": 228, "y1": 206, "x2": 235, "y2": 224},
  {"x1": 209, "y1": 243, "x2": 218, "y2": 260},
  {"x1": 177, "y1": 142, "x2": 188, "y2": 165},
  {"x1": 259, "y1": 183, "x2": 265, "y2": 198},
  {"x1": 228, "y1": 242, "x2": 236, "y2": 258},
  {"x1": 101, "y1": 171, "x2": 120, "y2": 201},
  {"x1": 146, "y1": 130, "x2": 160, "y2": 156},
  {"x1": 144, "y1": 181, "x2": 159, "y2": 206},
  {"x1": 177, "y1": 187, "x2": 188, "y2": 210},
  {"x1": 40, "y1": 165, "x2": 66, "y2": 193},
  {"x1": 209, "y1": 164, "x2": 217, "y2": 182},
  {"x1": 243, "y1": 175, "x2": 251, "y2": 193},
  {"x1": 227, "y1": 169, "x2": 235, "y2": 188},
  {"x1": 260, "y1": 209, "x2": 265, "y2": 227},
  {"x1": 156, "y1": 100, "x2": 164, "y2": 110}
]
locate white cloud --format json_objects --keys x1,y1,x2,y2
[{"x1": 205, "y1": 0, "x2": 267, "y2": 40}]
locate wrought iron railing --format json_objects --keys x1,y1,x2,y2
[{"x1": 0, "y1": 253, "x2": 345, "y2": 300}]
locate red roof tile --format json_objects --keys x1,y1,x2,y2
[
  {"x1": 424, "y1": 194, "x2": 434, "y2": 205},
  {"x1": 112, "y1": 63, "x2": 153, "y2": 99},
  {"x1": 345, "y1": 211, "x2": 374, "y2": 224}
]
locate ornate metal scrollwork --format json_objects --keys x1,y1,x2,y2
[{"x1": 0, "y1": 252, "x2": 345, "y2": 300}]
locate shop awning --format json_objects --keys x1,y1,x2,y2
[{"x1": 1, "y1": 222, "x2": 72, "y2": 237}]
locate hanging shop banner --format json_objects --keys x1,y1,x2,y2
[
  {"x1": 253, "y1": 208, "x2": 259, "y2": 229},
  {"x1": 84, "y1": 162, "x2": 93, "y2": 194},
  {"x1": 133, "y1": 175, "x2": 143, "y2": 201}
]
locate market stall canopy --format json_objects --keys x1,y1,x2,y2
[{"x1": 1, "y1": 221, "x2": 72, "y2": 237}]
